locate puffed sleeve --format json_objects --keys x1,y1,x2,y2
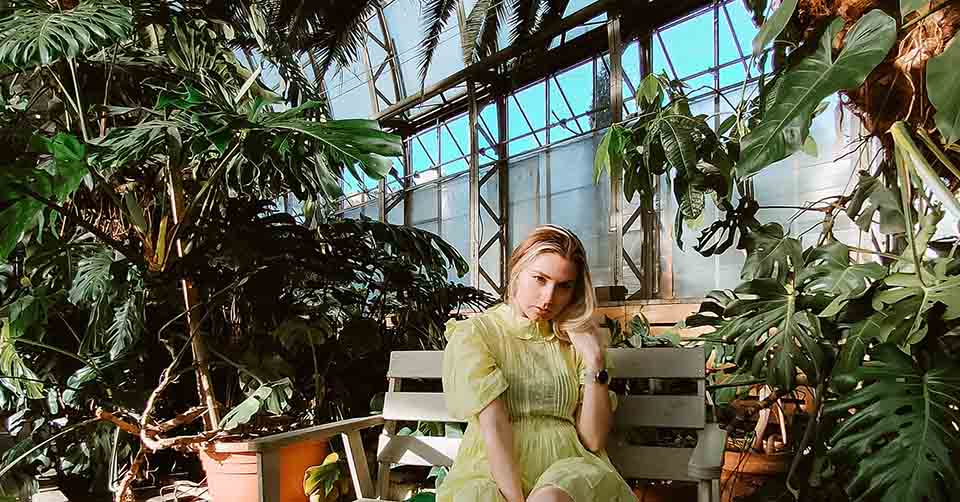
[
  {"x1": 577, "y1": 349, "x2": 619, "y2": 413},
  {"x1": 442, "y1": 319, "x2": 509, "y2": 420}
]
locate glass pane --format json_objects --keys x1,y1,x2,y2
[
  {"x1": 509, "y1": 82, "x2": 547, "y2": 139},
  {"x1": 719, "y1": 61, "x2": 748, "y2": 89},
  {"x1": 659, "y1": 9, "x2": 715, "y2": 79},
  {"x1": 441, "y1": 115, "x2": 469, "y2": 163},
  {"x1": 752, "y1": 96, "x2": 863, "y2": 249},
  {"x1": 412, "y1": 128, "x2": 439, "y2": 173},
  {"x1": 386, "y1": 196, "x2": 404, "y2": 225},
  {"x1": 410, "y1": 184, "x2": 438, "y2": 226},
  {"x1": 440, "y1": 175, "x2": 470, "y2": 284},
  {"x1": 683, "y1": 73, "x2": 715, "y2": 100},
  {"x1": 384, "y1": 0, "x2": 465, "y2": 96},
  {"x1": 551, "y1": 61, "x2": 594, "y2": 124},
  {"x1": 326, "y1": 62, "x2": 373, "y2": 119},
  {"x1": 724, "y1": 1, "x2": 760, "y2": 64}
]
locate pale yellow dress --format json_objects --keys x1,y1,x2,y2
[{"x1": 437, "y1": 303, "x2": 635, "y2": 502}]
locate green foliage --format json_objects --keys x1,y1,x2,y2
[
  {"x1": 737, "y1": 10, "x2": 896, "y2": 178},
  {"x1": 739, "y1": 223, "x2": 803, "y2": 284},
  {"x1": 303, "y1": 452, "x2": 343, "y2": 498},
  {"x1": 845, "y1": 171, "x2": 906, "y2": 235},
  {"x1": 219, "y1": 378, "x2": 295, "y2": 431},
  {"x1": 751, "y1": 0, "x2": 797, "y2": 57},
  {"x1": 0, "y1": 133, "x2": 87, "y2": 258},
  {"x1": 927, "y1": 35, "x2": 960, "y2": 144},
  {"x1": 0, "y1": 1, "x2": 132, "y2": 68},
  {"x1": 826, "y1": 345, "x2": 960, "y2": 502}
]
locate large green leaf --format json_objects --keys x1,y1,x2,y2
[
  {"x1": 845, "y1": 171, "x2": 905, "y2": 234},
  {"x1": 104, "y1": 292, "x2": 143, "y2": 360},
  {"x1": 68, "y1": 248, "x2": 115, "y2": 306},
  {"x1": 658, "y1": 115, "x2": 697, "y2": 173},
  {"x1": 303, "y1": 453, "x2": 341, "y2": 497},
  {"x1": 740, "y1": 223, "x2": 802, "y2": 283},
  {"x1": 724, "y1": 279, "x2": 824, "y2": 390},
  {"x1": 832, "y1": 311, "x2": 896, "y2": 391},
  {"x1": 751, "y1": 0, "x2": 798, "y2": 58},
  {"x1": 738, "y1": 11, "x2": 896, "y2": 178},
  {"x1": 0, "y1": 321, "x2": 44, "y2": 400},
  {"x1": 928, "y1": 35, "x2": 960, "y2": 143},
  {"x1": 798, "y1": 242, "x2": 887, "y2": 316},
  {"x1": 826, "y1": 345, "x2": 960, "y2": 502},
  {"x1": 871, "y1": 273, "x2": 960, "y2": 346},
  {"x1": 0, "y1": 1, "x2": 132, "y2": 68},
  {"x1": 900, "y1": 0, "x2": 928, "y2": 18},
  {"x1": 219, "y1": 378, "x2": 294, "y2": 431}
]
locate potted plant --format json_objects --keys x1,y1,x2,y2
[
  {"x1": 596, "y1": 2, "x2": 960, "y2": 500},
  {"x1": 0, "y1": 2, "x2": 493, "y2": 501}
]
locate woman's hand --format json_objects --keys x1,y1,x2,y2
[{"x1": 568, "y1": 327, "x2": 604, "y2": 370}]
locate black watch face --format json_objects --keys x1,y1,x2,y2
[{"x1": 596, "y1": 369, "x2": 609, "y2": 384}]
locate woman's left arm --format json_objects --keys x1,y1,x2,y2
[{"x1": 571, "y1": 333, "x2": 613, "y2": 453}]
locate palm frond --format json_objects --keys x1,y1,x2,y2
[
  {"x1": 533, "y1": 0, "x2": 568, "y2": 33},
  {"x1": 462, "y1": 0, "x2": 506, "y2": 66},
  {"x1": 0, "y1": 1, "x2": 133, "y2": 69},
  {"x1": 417, "y1": 0, "x2": 459, "y2": 84},
  {"x1": 510, "y1": 0, "x2": 539, "y2": 43}
]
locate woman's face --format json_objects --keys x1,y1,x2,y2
[{"x1": 513, "y1": 252, "x2": 578, "y2": 321}]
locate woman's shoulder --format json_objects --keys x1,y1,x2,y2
[{"x1": 443, "y1": 304, "x2": 508, "y2": 343}]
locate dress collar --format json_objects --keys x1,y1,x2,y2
[{"x1": 492, "y1": 303, "x2": 557, "y2": 342}]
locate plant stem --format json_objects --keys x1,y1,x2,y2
[
  {"x1": 0, "y1": 418, "x2": 98, "y2": 480},
  {"x1": 12, "y1": 338, "x2": 105, "y2": 381},
  {"x1": 8, "y1": 181, "x2": 144, "y2": 268},
  {"x1": 846, "y1": 246, "x2": 900, "y2": 260},
  {"x1": 66, "y1": 58, "x2": 89, "y2": 142},
  {"x1": 915, "y1": 128, "x2": 960, "y2": 183},
  {"x1": 171, "y1": 333, "x2": 265, "y2": 385}
]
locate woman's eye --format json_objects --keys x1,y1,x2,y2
[
  {"x1": 559, "y1": 283, "x2": 573, "y2": 290},
  {"x1": 535, "y1": 275, "x2": 547, "y2": 284}
]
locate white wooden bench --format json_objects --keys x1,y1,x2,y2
[{"x1": 249, "y1": 347, "x2": 725, "y2": 502}]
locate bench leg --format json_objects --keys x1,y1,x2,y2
[{"x1": 697, "y1": 480, "x2": 713, "y2": 502}]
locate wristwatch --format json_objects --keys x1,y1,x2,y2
[{"x1": 593, "y1": 368, "x2": 610, "y2": 385}]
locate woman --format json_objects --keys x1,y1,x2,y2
[{"x1": 438, "y1": 225, "x2": 635, "y2": 502}]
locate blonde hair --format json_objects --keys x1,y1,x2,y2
[{"x1": 506, "y1": 224, "x2": 597, "y2": 341}]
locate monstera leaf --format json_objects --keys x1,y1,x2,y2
[
  {"x1": 871, "y1": 272, "x2": 960, "y2": 347},
  {"x1": 0, "y1": 1, "x2": 133, "y2": 68},
  {"x1": 845, "y1": 171, "x2": 906, "y2": 235},
  {"x1": 724, "y1": 279, "x2": 825, "y2": 390},
  {"x1": 832, "y1": 312, "x2": 897, "y2": 390},
  {"x1": 799, "y1": 242, "x2": 887, "y2": 317},
  {"x1": 740, "y1": 223, "x2": 803, "y2": 284},
  {"x1": 737, "y1": 11, "x2": 896, "y2": 178},
  {"x1": 826, "y1": 345, "x2": 960, "y2": 502}
]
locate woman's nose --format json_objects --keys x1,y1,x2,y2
[{"x1": 540, "y1": 284, "x2": 556, "y2": 304}]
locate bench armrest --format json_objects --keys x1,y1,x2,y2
[
  {"x1": 687, "y1": 423, "x2": 727, "y2": 480},
  {"x1": 214, "y1": 415, "x2": 386, "y2": 453}
]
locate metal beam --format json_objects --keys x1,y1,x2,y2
[
  {"x1": 376, "y1": 0, "x2": 620, "y2": 121},
  {"x1": 607, "y1": 13, "x2": 624, "y2": 288}
]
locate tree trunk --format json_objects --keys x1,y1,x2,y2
[{"x1": 165, "y1": 165, "x2": 221, "y2": 430}]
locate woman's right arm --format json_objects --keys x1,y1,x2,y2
[{"x1": 478, "y1": 399, "x2": 524, "y2": 502}]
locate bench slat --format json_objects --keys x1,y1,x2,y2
[
  {"x1": 383, "y1": 392, "x2": 705, "y2": 429},
  {"x1": 615, "y1": 395, "x2": 705, "y2": 429},
  {"x1": 377, "y1": 434, "x2": 462, "y2": 466},
  {"x1": 383, "y1": 392, "x2": 459, "y2": 422},
  {"x1": 388, "y1": 348, "x2": 705, "y2": 380},
  {"x1": 607, "y1": 444, "x2": 696, "y2": 481}
]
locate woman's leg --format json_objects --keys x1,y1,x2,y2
[{"x1": 527, "y1": 486, "x2": 573, "y2": 502}]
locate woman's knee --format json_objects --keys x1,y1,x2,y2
[{"x1": 528, "y1": 486, "x2": 573, "y2": 502}]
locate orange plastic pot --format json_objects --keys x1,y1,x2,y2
[{"x1": 200, "y1": 438, "x2": 328, "y2": 502}]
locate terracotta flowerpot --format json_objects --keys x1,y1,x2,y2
[{"x1": 200, "y1": 439, "x2": 328, "y2": 502}]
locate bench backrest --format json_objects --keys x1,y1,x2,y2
[{"x1": 374, "y1": 346, "x2": 707, "y2": 496}]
